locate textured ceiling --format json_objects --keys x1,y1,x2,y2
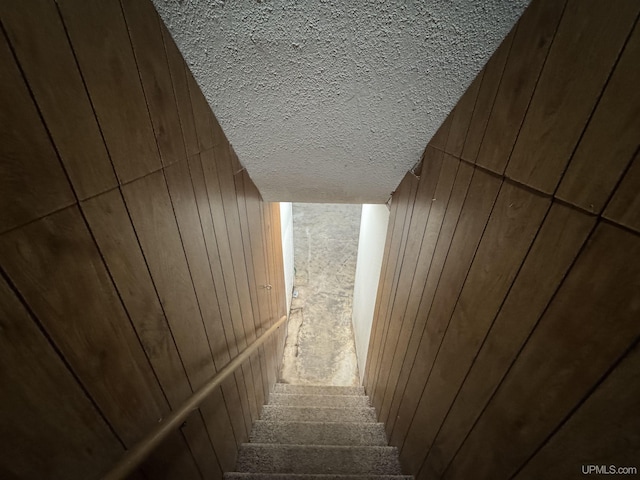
[{"x1": 153, "y1": 0, "x2": 529, "y2": 203}]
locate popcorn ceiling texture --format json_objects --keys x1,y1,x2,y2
[{"x1": 153, "y1": 0, "x2": 529, "y2": 203}]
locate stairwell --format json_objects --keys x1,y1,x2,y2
[{"x1": 224, "y1": 383, "x2": 413, "y2": 479}]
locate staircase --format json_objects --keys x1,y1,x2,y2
[{"x1": 224, "y1": 383, "x2": 413, "y2": 480}]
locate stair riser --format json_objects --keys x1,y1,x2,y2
[
  {"x1": 268, "y1": 393, "x2": 370, "y2": 408},
  {"x1": 236, "y1": 445, "x2": 402, "y2": 475},
  {"x1": 250, "y1": 421, "x2": 388, "y2": 446},
  {"x1": 273, "y1": 384, "x2": 365, "y2": 396},
  {"x1": 224, "y1": 474, "x2": 414, "y2": 480},
  {"x1": 260, "y1": 405, "x2": 377, "y2": 423},
  {"x1": 227, "y1": 384, "x2": 413, "y2": 478}
]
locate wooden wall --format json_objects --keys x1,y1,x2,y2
[
  {"x1": 364, "y1": 0, "x2": 640, "y2": 478},
  {"x1": 0, "y1": 1, "x2": 287, "y2": 479}
]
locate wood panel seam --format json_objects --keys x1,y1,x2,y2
[
  {"x1": 550, "y1": 11, "x2": 640, "y2": 205},
  {"x1": 390, "y1": 166, "x2": 476, "y2": 446},
  {"x1": 440, "y1": 219, "x2": 599, "y2": 478},
  {"x1": 398, "y1": 176, "x2": 505, "y2": 455},
  {"x1": 384, "y1": 158, "x2": 462, "y2": 435},
  {"x1": 372, "y1": 176, "x2": 419, "y2": 400},
  {"x1": 497, "y1": 1, "x2": 568, "y2": 176},
  {"x1": 117, "y1": 0, "x2": 164, "y2": 166},
  {"x1": 371, "y1": 177, "x2": 419, "y2": 404},
  {"x1": 509, "y1": 334, "x2": 640, "y2": 480},
  {"x1": 463, "y1": 22, "x2": 519, "y2": 165},
  {"x1": 116, "y1": 183, "x2": 197, "y2": 392},
  {"x1": 50, "y1": 0, "x2": 123, "y2": 188},
  {"x1": 415, "y1": 198, "x2": 554, "y2": 478},
  {"x1": 160, "y1": 168, "x2": 219, "y2": 371},
  {"x1": 426, "y1": 148, "x2": 640, "y2": 237},
  {"x1": 377, "y1": 152, "x2": 445, "y2": 424},
  {"x1": 3, "y1": 14, "x2": 180, "y2": 455},
  {"x1": 0, "y1": 264, "x2": 127, "y2": 449}
]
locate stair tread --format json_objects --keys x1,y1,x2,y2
[
  {"x1": 236, "y1": 444, "x2": 401, "y2": 475},
  {"x1": 233, "y1": 384, "x2": 411, "y2": 478},
  {"x1": 274, "y1": 384, "x2": 365, "y2": 396},
  {"x1": 268, "y1": 393, "x2": 370, "y2": 408},
  {"x1": 240, "y1": 443, "x2": 397, "y2": 450},
  {"x1": 260, "y1": 405, "x2": 377, "y2": 423},
  {"x1": 250, "y1": 420, "x2": 388, "y2": 446},
  {"x1": 225, "y1": 474, "x2": 413, "y2": 479}
]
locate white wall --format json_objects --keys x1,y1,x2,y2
[
  {"x1": 280, "y1": 202, "x2": 295, "y2": 314},
  {"x1": 352, "y1": 204, "x2": 390, "y2": 384}
]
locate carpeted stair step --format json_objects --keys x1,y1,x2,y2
[
  {"x1": 235, "y1": 444, "x2": 402, "y2": 475},
  {"x1": 273, "y1": 384, "x2": 365, "y2": 396},
  {"x1": 250, "y1": 420, "x2": 388, "y2": 446},
  {"x1": 260, "y1": 405, "x2": 377, "y2": 423},
  {"x1": 268, "y1": 393, "x2": 370, "y2": 408},
  {"x1": 224, "y1": 474, "x2": 414, "y2": 480}
]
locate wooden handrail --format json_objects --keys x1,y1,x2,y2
[{"x1": 103, "y1": 315, "x2": 288, "y2": 480}]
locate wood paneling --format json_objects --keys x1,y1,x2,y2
[
  {"x1": 187, "y1": 154, "x2": 239, "y2": 357},
  {"x1": 122, "y1": 171, "x2": 216, "y2": 391},
  {"x1": 0, "y1": 0, "x2": 116, "y2": 200},
  {"x1": 474, "y1": 0, "x2": 566, "y2": 173},
  {"x1": 461, "y1": 28, "x2": 515, "y2": 164},
  {"x1": 370, "y1": 174, "x2": 418, "y2": 402},
  {"x1": 428, "y1": 113, "x2": 454, "y2": 152},
  {"x1": 515, "y1": 342, "x2": 640, "y2": 480},
  {"x1": 138, "y1": 431, "x2": 202, "y2": 480},
  {"x1": 122, "y1": 0, "x2": 185, "y2": 167},
  {"x1": 386, "y1": 160, "x2": 473, "y2": 439},
  {"x1": 0, "y1": 276, "x2": 123, "y2": 480},
  {"x1": 444, "y1": 72, "x2": 484, "y2": 158},
  {"x1": 179, "y1": 411, "x2": 223, "y2": 480},
  {"x1": 0, "y1": 207, "x2": 168, "y2": 444},
  {"x1": 445, "y1": 223, "x2": 640, "y2": 479},
  {"x1": 200, "y1": 149, "x2": 248, "y2": 352},
  {"x1": 198, "y1": 389, "x2": 240, "y2": 472},
  {"x1": 0, "y1": 0, "x2": 287, "y2": 478},
  {"x1": 80, "y1": 188, "x2": 192, "y2": 408},
  {"x1": 392, "y1": 169, "x2": 502, "y2": 451},
  {"x1": 187, "y1": 152, "x2": 254, "y2": 444},
  {"x1": 121, "y1": 168, "x2": 242, "y2": 468},
  {"x1": 555, "y1": 22, "x2": 640, "y2": 213},
  {"x1": 215, "y1": 144, "x2": 259, "y2": 350},
  {"x1": 506, "y1": 0, "x2": 639, "y2": 193},
  {"x1": 378, "y1": 154, "x2": 460, "y2": 427},
  {"x1": 235, "y1": 169, "x2": 270, "y2": 409},
  {"x1": 262, "y1": 201, "x2": 289, "y2": 366},
  {"x1": 371, "y1": 148, "x2": 443, "y2": 417},
  {"x1": 367, "y1": 1, "x2": 640, "y2": 478},
  {"x1": 0, "y1": 27, "x2": 74, "y2": 233},
  {"x1": 241, "y1": 169, "x2": 275, "y2": 334},
  {"x1": 164, "y1": 161, "x2": 229, "y2": 371},
  {"x1": 188, "y1": 70, "x2": 216, "y2": 152},
  {"x1": 604, "y1": 151, "x2": 640, "y2": 234},
  {"x1": 362, "y1": 176, "x2": 401, "y2": 390},
  {"x1": 366, "y1": 172, "x2": 418, "y2": 407},
  {"x1": 56, "y1": 0, "x2": 161, "y2": 183},
  {"x1": 199, "y1": 148, "x2": 256, "y2": 434},
  {"x1": 421, "y1": 203, "x2": 595, "y2": 479},
  {"x1": 401, "y1": 183, "x2": 550, "y2": 473},
  {"x1": 161, "y1": 23, "x2": 199, "y2": 158},
  {"x1": 81, "y1": 188, "x2": 223, "y2": 478}
]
